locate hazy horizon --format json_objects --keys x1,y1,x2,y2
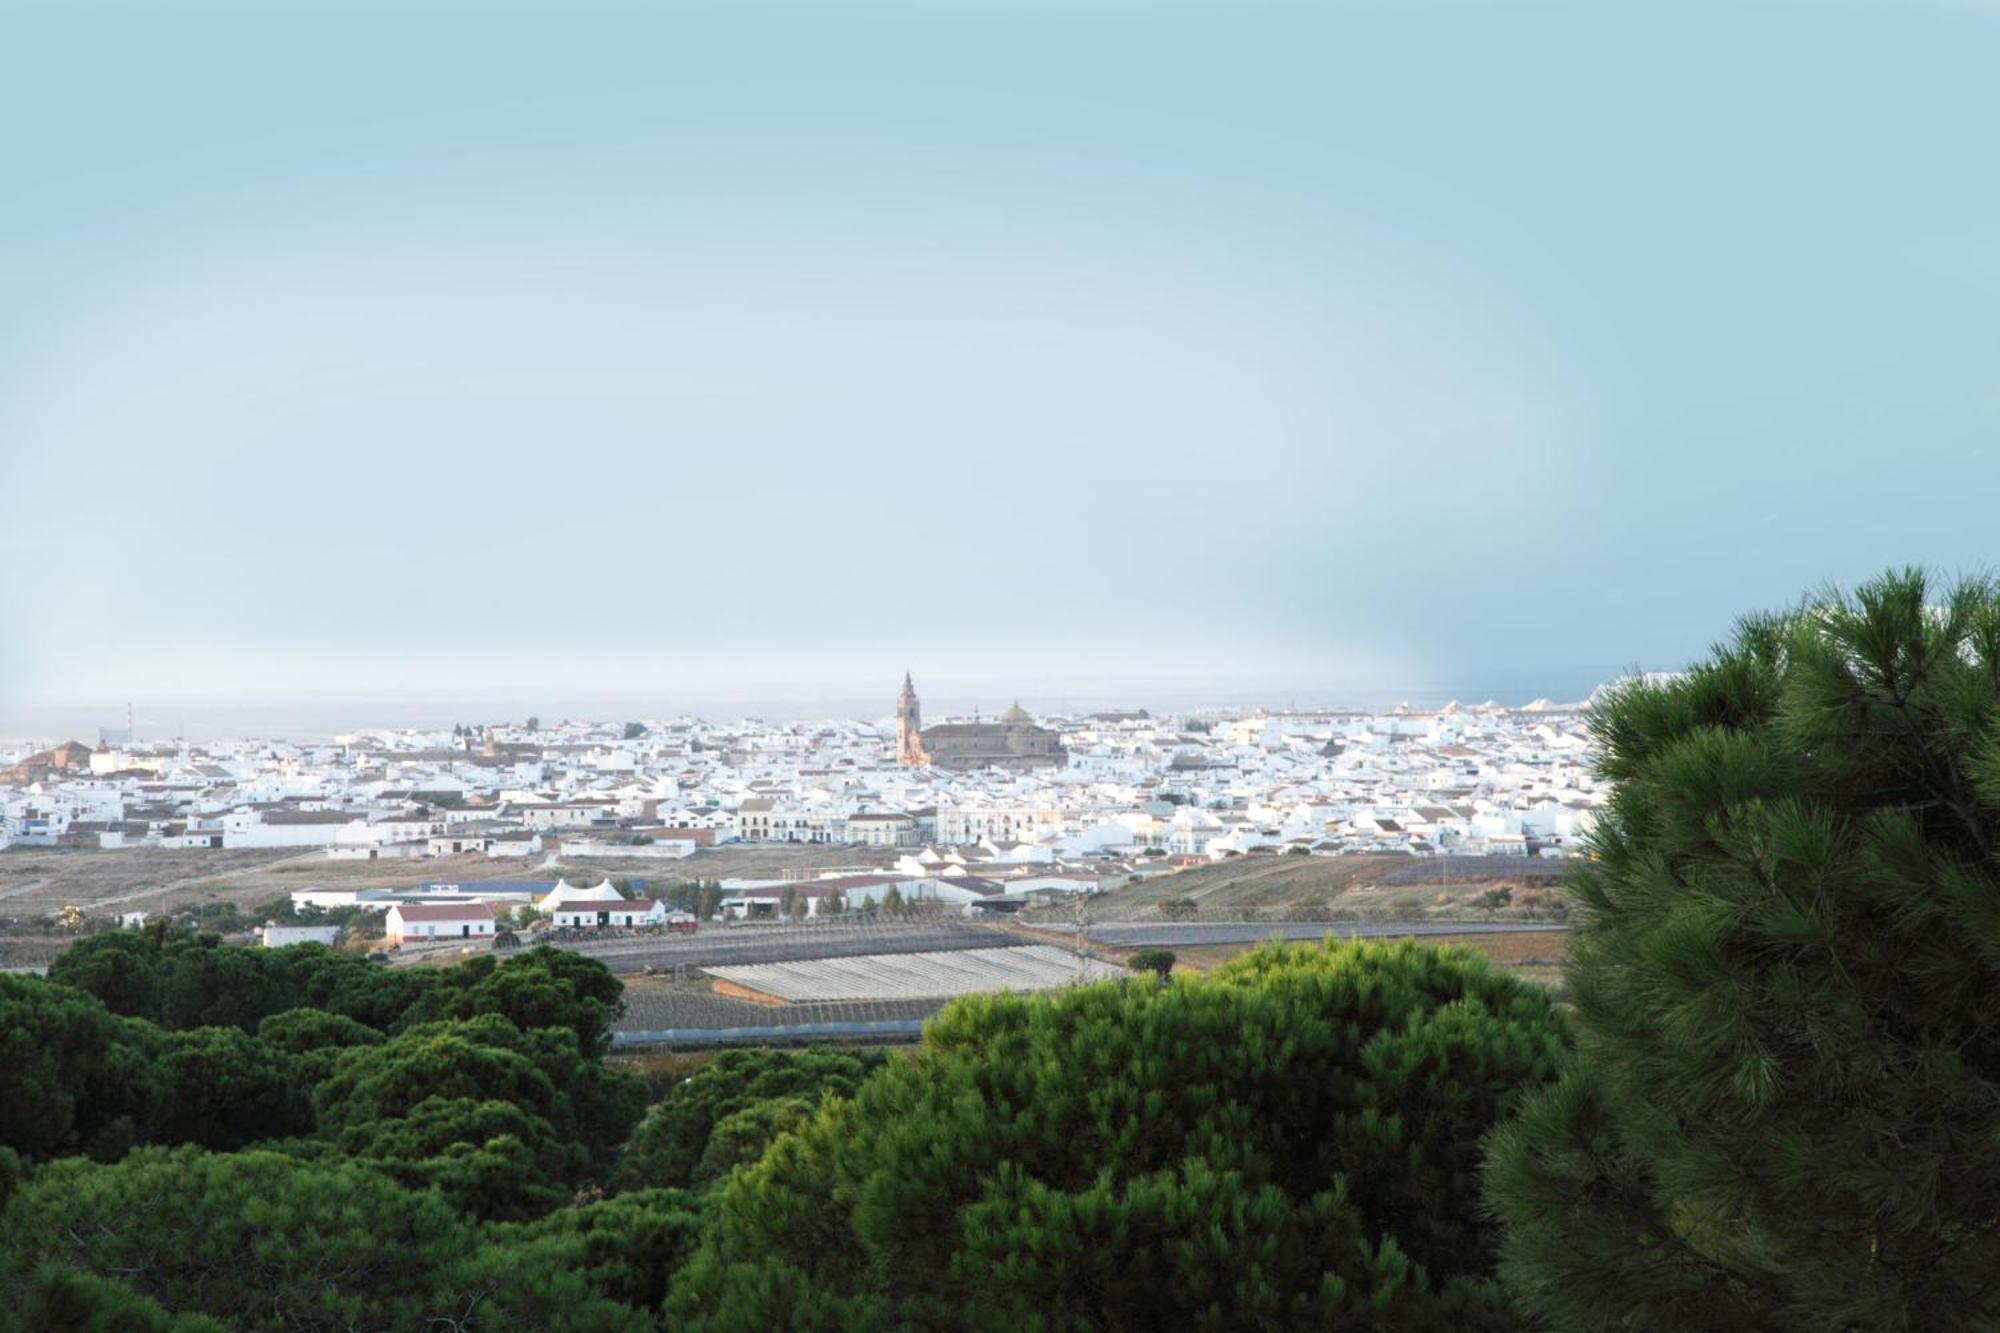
[
  {"x1": 8, "y1": 1, "x2": 2000, "y2": 731},
  {"x1": 0, "y1": 667, "x2": 1623, "y2": 747}
]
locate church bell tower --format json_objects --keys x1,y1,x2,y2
[{"x1": 896, "y1": 672, "x2": 926, "y2": 765}]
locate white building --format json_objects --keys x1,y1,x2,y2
[
  {"x1": 385, "y1": 901, "x2": 497, "y2": 944},
  {"x1": 220, "y1": 808, "x2": 357, "y2": 849},
  {"x1": 537, "y1": 878, "x2": 630, "y2": 913},
  {"x1": 261, "y1": 924, "x2": 343, "y2": 948},
  {"x1": 845, "y1": 811, "x2": 920, "y2": 847},
  {"x1": 550, "y1": 895, "x2": 667, "y2": 929}
]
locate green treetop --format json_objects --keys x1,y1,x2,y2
[
  {"x1": 1486, "y1": 568, "x2": 2000, "y2": 1330},
  {"x1": 671, "y1": 938, "x2": 1566, "y2": 1331}
]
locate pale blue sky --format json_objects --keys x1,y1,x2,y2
[{"x1": 4, "y1": 1, "x2": 1998, "y2": 734}]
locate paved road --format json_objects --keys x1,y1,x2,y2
[{"x1": 1075, "y1": 921, "x2": 1570, "y2": 948}]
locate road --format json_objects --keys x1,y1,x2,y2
[{"x1": 1072, "y1": 921, "x2": 1570, "y2": 948}]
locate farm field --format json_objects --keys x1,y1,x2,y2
[
  {"x1": 615, "y1": 973, "x2": 946, "y2": 1035},
  {"x1": 1161, "y1": 927, "x2": 1570, "y2": 989},
  {"x1": 559, "y1": 917, "x2": 1010, "y2": 975},
  {"x1": 705, "y1": 944, "x2": 1123, "y2": 1003},
  {"x1": 1075, "y1": 852, "x2": 1571, "y2": 923}
]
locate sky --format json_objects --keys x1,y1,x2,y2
[{"x1": 4, "y1": 0, "x2": 1999, "y2": 738}]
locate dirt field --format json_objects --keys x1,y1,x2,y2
[
  {"x1": 1080, "y1": 853, "x2": 1572, "y2": 923},
  {"x1": 0, "y1": 846, "x2": 536, "y2": 919},
  {"x1": 1162, "y1": 927, "x2": 1569, "y2": 988},
  {"x1": 0, "y1": 841, "x2": 889, "y2": 923}
]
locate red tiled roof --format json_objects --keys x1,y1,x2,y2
[{"x1": 392, "y1": 901, "x2": 496, "y2": 922}]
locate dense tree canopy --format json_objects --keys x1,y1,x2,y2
[
  {"x1": 0, "y1": 940, "x2": 671, "y2": 1328},
  {"x1": 615, "y1": 1047, "x2": 890, "y2": 1192},
  {"x1": 445, "y1": 945, "x2": 628, "y2": 1056},
  {"x1": 0, "y1": 1147, "x2": 468, "y2": 1330},
  {"x1": 1486, "y1": 569, "x2": 2000, "y2": 1330},
  {"x1": 341, "y1": 1095, "x2": 573, "y2": 1221},
  {"x1": 0, "y1": 974, "x2": 159, "y2": 1162},
  {"x1": 49, "y1": 926, "x2": 425, "y2": 1032},
  {"x1": 317, "y1": 1014, "x2": 646, "y2": 1216},
  {"x1": 455, "y1": 1189, "x2": 706, "y2": 1330},
  {"x1": 153, "y1": 1025, "x2": 312, "y2": 1151},
  {"x1": 256, "y1": 1006, "x2": 385, "y2": 1084},
  {"x1": 49, "y1": 929, "x2": 624, "y2": 1052},
  {"x1": 0, "y1": 1265, "x2": 228, "y2": 1333},
  {"x1": 670, "y1": 939, "x2": 1567, "y2": 1330}
]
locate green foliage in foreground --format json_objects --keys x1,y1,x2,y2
[
  {"x1": 0, "y1": 1146, "x2": 466, "y2": 1330},
  {"x1": 0, "y1": 1146, "x2": 702, "y2": 1332},
  {"x1": 48, "y1": 928, "x2": 625, "y2": 1055},
  {"x1": 457, "y1": 1188, "x2": 706, "y2": 1329},
  {"x1": 0, "y1": 935, "x2": 673, "y2": 1328},
  {"x1": 670, "y1": 939, "x2": 1568, "y2": 1331},
  {"x1": 318, "y1": 1014, "x2": 647, "y2": 1219},
  {"x1": 0, "y1": 1264, "x2": 228, "y2": 1333},
  {"x1": 1486, "y1": 568, "x2": 2000, "y2": 1330},
  {"x1": 616, "y1": 1047, "x2": 891, "y2": 1192},
  {"x1": 0, "y1": 973, "x2": 159, "y2": 1161},
  {"x1": 2, "y1": 948, "x2": 647, "y2": 1228}
]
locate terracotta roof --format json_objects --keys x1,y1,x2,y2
[{"x1": 392, "y1": 901, "x2": 497, "y2": 922}]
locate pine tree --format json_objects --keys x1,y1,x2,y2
[
  {"x1": 671, "y1": 939, "x2": 1566, "y2": 1329},
  {"x1": 1485, "y1": 568, "x2": 2000, "y2": 1330}
]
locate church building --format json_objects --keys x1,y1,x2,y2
[{"x1": 895, "y1": 673, "x2": 1066, "y2": 772}]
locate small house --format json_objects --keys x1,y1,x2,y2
[{"x1": 385, "y1": 901, "x2": 497, "y2": 945}]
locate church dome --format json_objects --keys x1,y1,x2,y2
[{"x1": 1000, "y1": 701, "x2": 1032, "y2": 724}]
